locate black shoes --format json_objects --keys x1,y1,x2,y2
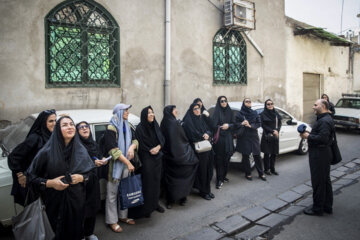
[
  {"x1": 223, "y1": 177, "x2": 229, "y2": 183},
  {"x1": 166, "y1": 201, "x2": 173, "y2": 209},
  {"x1": 264, "y1": 170, "x2": 272, "y2": 175},
  {"x1": 208, "y1": 192, "x2": 215, "y2": 199},
  {"x1": 199, "y1": 193, "x2": 211, "y2": 200},
  {"x1": 303, "y1": 208, "x2": 323, "y2": 216},
  {"x1": 216, "y1": 180, "x2": 223, "y2": 189},
  {"x1": 245, "y1": 175, "x2": 253, "y2": 181},
  {"x1": 259, "y1": 175, "x2": 267, "y2": 181},
  {"x1": 271, "y1": 171, "x2": 279, "y2": 176},
  {"x1": 156, "y1": 205, "x2": 165, "y2": 213},
  {"x1": 179, "y1": 197, "x2": 187, "y2": 206}
]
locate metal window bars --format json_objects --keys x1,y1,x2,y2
[
  {"x1": 213, "y1": 28, "x2": 247, "y2": 85},
  {"x1": 45, "y1": 0, "x2": 120, "y2": 87}
]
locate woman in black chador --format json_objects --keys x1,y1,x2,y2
[
  {"x1": 8, "y1": 109, "x2": 56, "y2": 206},
  {"x1": 192, "y1": 98, "x2": 213, "y2": 130},
  {"x1": 27, "y1": 116, "x2": 95, "y2": 240},
  {"x1": 211, "y1": 96, "x2": 235, "y2": 189},
  {"x1": 235, "y1": 98, "x2": 266, "y2": 181},
  {"x1": 260, "y1": 99, "x2": 282, "y2": 176},
  {"x1": 132, "y1": 106, "x2": 165, "y2": 218},
  {"x1": 321, "y1": 94, "x2": 336, "y2": 118},
  {"x1": 77, "y1": 121, "x2": 107, "y2": 240},
  {"x1": 160, "y1": 105, "x2": 198, "y2": 209},
  {"x1": 183, "y1": 103, "x2": 214, "y2": 200}
]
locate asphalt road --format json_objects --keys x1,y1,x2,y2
[{"x1": 1, "y1": 129, "x2": 359, "y2": 240}]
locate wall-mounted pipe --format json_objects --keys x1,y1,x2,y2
[{"x1": 164, "y1": 0, "x2": 171, "y2": 106}]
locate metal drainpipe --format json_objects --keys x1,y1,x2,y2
[{"x1": 164, "y1": 0, "x2": 171, "y2": 106}]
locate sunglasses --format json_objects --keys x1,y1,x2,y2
[
  {"x1": 267, "y1": 103, "x2": 274, "y2": 106},
  {"x1": 77, "y1": 124, "x2": 89, "y2": 130},
  {"x1": 245, "y1": 100, "x2": 251, "y2": 103},
  {"x1": 45, "y1": 109, "x2": 56, "y2": 114},
  {"x1": 193, "y1": 107, "x2": 200, "y2": 111},
  {"x1": 220, "y1": 100, "x2": 227, "y2": 103}
]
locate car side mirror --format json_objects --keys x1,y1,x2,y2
[{"x1": 286, "y1": 119, "x2": 297, "y2": 125}]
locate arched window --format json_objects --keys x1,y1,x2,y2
[
  {"x1": 213, "y1": 28, "x2": 247, "y2": 84},
  {"x1": 45, "y1": 0, "x2": 120, "y2": 87}
]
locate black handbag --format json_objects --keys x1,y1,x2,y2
[
  {"x1": 264, "y1": 133, "x2": 278, "y2": 142},
  {"x1": 12, "y1": 198, "x2": 55, "y2": 240},
  {"x1": 236, "y1": 116, "x2": 246, "y2": 138},
  {"x1": 263, "y1": 116, "x2": 279, "y2": 142},
  {"x1": 330, "y1": 132, "x2": 342, "y2": 165}
]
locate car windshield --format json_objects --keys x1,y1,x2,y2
[
  {"x1": 0, "y1": 117, "x2": 34, "y2": 155},
  {"x1": 335, "y1": 99, "x2": 360, "y2": 109}
]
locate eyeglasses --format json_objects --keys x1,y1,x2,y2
[
  {"x1": 245, "y1": 100, "x2": 251, "y2": 103},
  {"x1": 220, "y1": 100, "x2": 227, "y2": 103},
  {"x1": 45, "y1": 109, "x2": 56, "y2": 114},
  {"x1": 266, "y1": 103, "x2": 274, "y2": 106},
  {"x1": 193, "y1": 107, "x2": 200, "y2": 111},
  {"x1": 77, "y1": 124, "x2": 89, "y2": 130}
]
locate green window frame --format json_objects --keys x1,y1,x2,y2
[
  {"x1": 45, "y1": 0, "x2": 120, "y2": 88},
  {"x1": 213, "y1": 28, "x2": 247, "y2": 85}
]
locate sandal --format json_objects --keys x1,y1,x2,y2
[
  {"x1": 119, "y1": 218, "x2": 135, "y2": 225},
  {"x1": 109, "y1": 223, "x2": 122, "y2": 233}
]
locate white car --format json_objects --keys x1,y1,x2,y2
[
  {"x1": 208, "y1": 102, "x2": 310, "y2": 164},
  {"x1": 333, "y1": 94, "x2": 360, "y2": 130},
  {"x1": 0, "y1": 109, "x2": 140, "y2": 227}
]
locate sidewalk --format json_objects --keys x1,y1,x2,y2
[{"x1": 177, "y1": 158, "x2": 360, "y2": 240}]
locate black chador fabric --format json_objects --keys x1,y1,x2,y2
[
  {"x1": 183, "y1": 103, "x2": 213, "y2": 195},
  {"x1": 160, "y1": 105, "x2": 198, "y2": 202},
  {"x1": 260, "y1": 99, "x2": 282, "y2": 154},
  {"x1": 76, "y1": 121, "x2": 101, "y2": 219},
  {"x1": 235, "y1": 100, "x2": 261, "y2": 155},
  {"x1": 76, "y1": 122, "x2": 101, "y2": 159},
  {"x1": 211, "y1": 96, "x2": 235, "y2": 156},
  {"x1": 28, "y1": 117, "x2": 95, "y2": 240},
  {"x1": 183, "y1": 103, "x2": 209, "y2": 142},
  {"x1": 8, "y1": 110, "x2": 55, "y2": 206},
  {"x1": 130, "y1": 106, "x2": 165, "y2": 218},
  {"x1": 191, "y1": 98, "x2": 213, "y2": 133}
]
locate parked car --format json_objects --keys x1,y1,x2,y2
[
  {"x1": 208, "y1": 102, "x2": 310, "y2": 165},
  {"x1": 333, "y1": 94, "x2": 360, "y2": 130},
  {"x1": 0, "y1": 109, "x2": 140, "y2": 227}
]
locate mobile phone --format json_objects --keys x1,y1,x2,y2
[{"x1": 102, "y1": 156, "x2": 112, "y2": 163}]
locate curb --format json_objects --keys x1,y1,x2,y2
[{"x1": 176, "y1": 158, "x2": 360, "y2": 240}]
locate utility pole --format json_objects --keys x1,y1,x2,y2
[{"x1": 340, "y1": 0, "x2": 344, "y2": 34}]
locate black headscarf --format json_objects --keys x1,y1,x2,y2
[
  {"x1": 183, "y1": 103, "x2": 208, "y2": 142},
  {"x1": 160, "y1": 105, "x2": 177, "y2": 132},
  {"x1": 193, "y1": 98, "x2": 206, "y2": 112},
  {"x1": 27, "y1": 109, "x2": 56, "y2": 146},
  {"x1": 260, "y1": 99, "x2": 282, "y2": 122},
  {"x1": 76, "y1": 121, "x2": 100, "y2": 159},
  {"x1": 136, "y1": 106, "x2": 165, "y2": 153},
  {"x1": 211, "y1": 96, "x2": 234, "y2": 128},
  {"x1": 239, "y1": 98, "x2": 258, "y2": 122},
  {"x1": 28, "y1": 116, "x2": 95, "y2": 181}
]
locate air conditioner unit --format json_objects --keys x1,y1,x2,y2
[{"x1": 224, "y1": 0, "x2": 255, "y2": 30}]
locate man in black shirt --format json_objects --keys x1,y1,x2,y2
[{"x1": 300, "y1": 99, "x2": 334, "y2": 216}]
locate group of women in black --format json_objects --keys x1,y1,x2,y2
[{"x1": 7, "y1": 96, "x2": 283, "y2": 239}]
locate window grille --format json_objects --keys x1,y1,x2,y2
[
  {"x1": 213, "y1": 28, "x2": 247, "y2": 85},
  {"x1": 45, "y1": 0, "x2": 120, "y2": 87}
]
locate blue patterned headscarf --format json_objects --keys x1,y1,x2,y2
[{"x1": 110, "y1": 109, "x2": 132, "y2": 180}]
